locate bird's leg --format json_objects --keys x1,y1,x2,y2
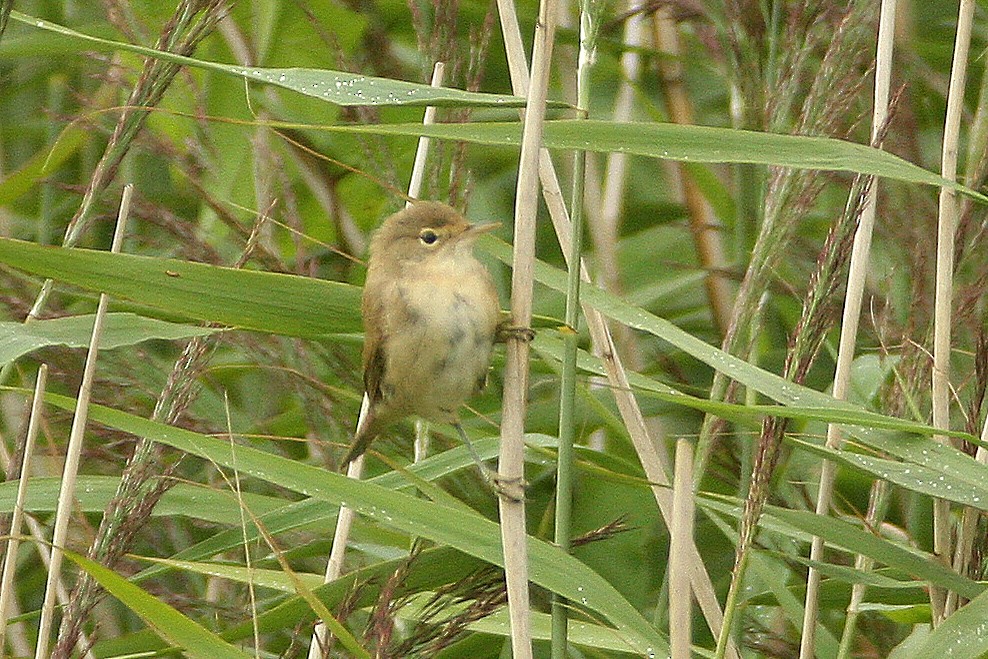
[
  {"x1": 490, "y1": 321, "x2": 532, "y2": 501},
  {"x1": 454, "y1": 421, "x2": 491, "y2": 474},
  {"x1": 454, "y1": 422, "x2": 526, "y2": 502},
  {"x1": 491, "y1": 473, "x2": 527, "y2": 503}
]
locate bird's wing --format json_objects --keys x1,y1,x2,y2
[
  {"x1": 361, "y1": 278, "x2": 387, "y2": 405},
  {"x1": 342, "y1": 287, "x2": 388, "y2": 468}
]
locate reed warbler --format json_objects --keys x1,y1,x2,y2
[{"x1": 340, "y1": 201, "x2": 502, "y2": 467}]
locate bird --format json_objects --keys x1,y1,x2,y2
[{"x1": 340, "y1": 201, "x2": 501, "y2": 468}]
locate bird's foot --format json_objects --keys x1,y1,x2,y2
[
  {"x1": 496, "y1": 323, "x2": 535, "y2": 344},
  {"x1": 486, "y1": 471, "x2": 527, "y2": 503}
]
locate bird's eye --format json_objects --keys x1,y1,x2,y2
[{"x1": 419, "y1": 228, "x2": 439, "y2": 245}]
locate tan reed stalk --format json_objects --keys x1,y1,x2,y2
[
  {"x1": 0, "y1": 440, "x2": 89, "y2": 657},
  {"x1": 931, "y1": 0, "x2": 975, "y2": 624},
  {"x1": 652, "y1": 8, "x2": 732, "y2": 338},
  {"x1": 496, "y1": 0, "x2": 560, "y2": 655},
  {"x1": 948, "y1": 413, "x2": 988, "y2": 615},
  {"x1": 587, "y1": 0, "x2": 646, "y2": 372},
  {"x1": 652, "y1": 12, "x2": 728, "y2": 653},
  {"x1": 35, "y1": 185, "x2": 132, "y2": 659},
  {"x1": 799, "y1": 0, "x2": 898, "y2": 654},
  {"x1": 0, "y1": 365, "x2": 48, "y2": 653},
  {"x1": 494, "y1": 1, "x2": 735, "y2": 654},
  {"x1": 670, "y1": 436, "x2": 695, "y2": 658},
  {"x1": 50, "y1": 7, "x2": 232, "y2": 651}
]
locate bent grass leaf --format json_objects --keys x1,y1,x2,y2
[
  {"x1": 11, "y1": 11, "x2": 547, "y2": 109},
  {"x1": 0, "y1": 475, "x2": 286, "y2": 523},
  {"x1": 788, "y1": 559, "x2": 933, "y2": 592},
  {"x1": 533, "y1": 330, "x2": 982, "y2": 446},
  {"x1": 3, "y1": 234, "x2": 974, "y2": 454},
  {"x1": 130, "y1": 436, "x2": 557, "y2": 587},
  {"x1": 0, "y1": 313, "x2": 217, "y2": 365},
  {"x1": 14, "y1": 15, "x2": 980, "y2": 199},
  {"x1": 91, "y1": 547, "x2": 486, "y2": 656},
  {"x1": 0, "y1": 239, "x2": 362, "y2": 337},
  {"x1": 910, "y1": 587, "x2": 988, "y2": 659},
  {"x1": 135, "y1": 556, "x2": 650, "y2": 654},
  {"x1": 38, "y1": 391, "x2": 666, "y2": 656},
  {"x1": 487, "y1": 238, "x2": 975, "y2": 445},
  {"x1": 759, "y1": 504, "x2": 981, "y2": 600},
  {"x1": 63, "y1": 550, "x2": 253, "y2": 659},
  {"x1": 789, "y1": 436, "x2": 988, "y2": 511},
  {"x1": 699, "y1": 495, "x2": 982, "y2": 599},
  {"x1": 297, "y1": 121, "x2": 984, "y2": 201}
]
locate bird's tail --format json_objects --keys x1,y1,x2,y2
[
  {"x1": 339, "y1": 396, "x2": 378, "y2": 471},
  {"x1": 339, "y1": 430, "x2": 375, "y2": 471}
]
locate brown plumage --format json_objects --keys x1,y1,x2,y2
[{"x1": 340, "y1": 201, "x2": 500, "y2": 467}]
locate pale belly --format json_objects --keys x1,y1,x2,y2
[{"x1": 379, "y1": 264, "x2": 499, "y2": 423}]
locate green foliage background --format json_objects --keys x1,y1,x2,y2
[{"x1": 1, "y1": 1, "x2": 987, "y2": 657}]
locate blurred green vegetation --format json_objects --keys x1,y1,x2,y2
[{"x1": 1, "y1": 1, "x2": 987, "y2": 657}]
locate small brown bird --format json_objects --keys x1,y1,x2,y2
[{"x1": 341, "y1": 201, "x2": 501, "y2": 467}]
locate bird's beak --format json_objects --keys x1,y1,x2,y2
[{"x1": 464, "y1": 221, "x2": 500, "y2": 237}]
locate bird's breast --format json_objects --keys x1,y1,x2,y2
[{"x1": 379, "y1": 258, "x2": 499, "y2": 422}]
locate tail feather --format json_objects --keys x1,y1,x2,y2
[
  {"x1": 340, "y1": 400, "x2": 379, "y2": 470},
  {"x1": 339, "y1": 430, "x2": 376, "y2": 470}
]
